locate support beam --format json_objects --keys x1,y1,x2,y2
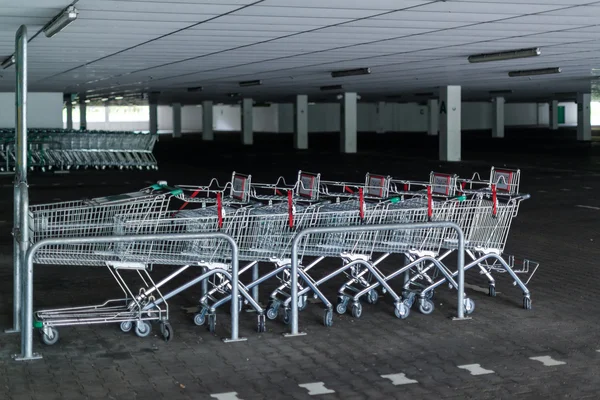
[
  {"x1": 79, "y1": 95, "x2": 87, "y2": 131},
  {"x1": 294, "y1": 95, "x2": 308, "y2": 149},
  {"x1": 340, "y1": 92, "x2": 357, "y2": 153},
  {"x1": 550, "y1": 100, "x2": 559, "y2": 130},
  {"x1": 202, "y1": 100, "x2": 214, "y2": 141},
  {"x1": 376, "y1": 101, "x2": 386, "y2": 134},
  {"x1": 172, "y1": 103, "x2": 182, "y2": 138},
  {"x1": 242, "y1": 98, "x2": 253, "y2": 145},
  {"x1": 492, "y1": 97, "x2": 505, "y2": 139},
  {"x1": 427, "y1": 99, "x2": 439, "y2": 136},
  {"x1": 65, "y1": 94, "x2": 73, "y2": 130},
  {"x1": 439, "y1": 86, "x2": 461, "y2": 162},
  {"x1": 577, "y1": 93, "x2": 591, "y2": 141},
  {"x1": 149, "y1": 92, "x2": 158, "y2": 135}
]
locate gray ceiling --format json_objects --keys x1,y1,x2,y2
[{"x1": 0, "y1": 0, "x2": 599, "y2": 104}]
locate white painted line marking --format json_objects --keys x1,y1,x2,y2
[
  {"x1": 464, "y1": 283, "x2": 491, "y2": 295},
  {"x1": 457, "y1": 364, "x2": 495, "y2": 375},
  {"x1": 529, "y1": 356, "x2": 566, "y2": 366},
  {"x1": 538, "y1": 190, "x2": 547, "y2": 193},
  {"x1": 583, "y1": 187, "x2": 593, "y2": 190},
  {"x1": 576, "y1": 205, "x2": 600, "y2": 211},
  {"x1": 210, "y1": 392, "x2": 243, "y2": 400},
  {"x1": 381, "y1": 373, "x2": 418, "y2": 385},
  {"x1": 560, "y1": 188, "x2": 571, "y2": 192},
  {"x1": 0, "y1": 220, "x2": 7, "y2": 224},
  {"x1": 51, "y1": 183, "x2": 60, "y2": 186},
  {"x1": 53, "y1": 170, "x2": 70, "y2": 174},
  {"x1": 299, "y1": 382, "x2": 335, "y2": 395}
]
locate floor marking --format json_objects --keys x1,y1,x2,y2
[
  {"x1": 52, "y1": 183, "x2": 60, "y2": 186},
  {"x1": 210, "y1": 393, "x2": 243, "y2": 400},
  {"x1": 53, "y1": 170, "x2": 70, "y2": 174},
  {"x1": 583, "y1": 187, "x2": 593, "y2": 190},
  {"x1": 298, "y1": 382, "x2": 335, "y2": 395},
  {"x1": 381, "y1": 373, "x2": 418, "y2": 385},
  {"x1": 538, "y1": 190, "x2": 547, "y2": 193},
  {"x1": 576, "y1": 205, "x2": 600, "y2": 211},
  {"x1": 529, "y1": 356, "x2": 566, "y2": 366},
  {"x1": 464, "y1": 283, "x2": 491, "y2": 295},
  {"x1": 457, "y1": 364, "x2": 495, "y2": 375},
  {"x1": 560, "y1": 188, "x2": 570, "y2": 192}
]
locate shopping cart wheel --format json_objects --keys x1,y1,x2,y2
[
  {"x1": 266, "y1": 301, "x2": 279, "y2": 320},
  {"x1": 336, "y1": 296, "x2": 349, "y2": 315},
  {"x1": 281, "y1": 308, "x2": 291, "y2": 325},
  {"x1": 40, "y1": 327, "x2": 59, "y2": 346},
  {"x1": 488, "y1": 285, "x2": 496, "y2": 297},
  {"x1": 394, "y1": 302, "x2": 410, "y2": 320},
  {"x1": 194, "y1": 309, "x2": 207, "y2": 326},
  {"x1": 208, "y1": 314, "x2": 217, "y2": 333},
  {"x1": 402, "y1": 291, "x2": 416, "y2": 308},
  {"x1": 366, "y1": 290, "x2": 379, "y2": 305},
  {"x1": 323, "y1": 309, "x2": 334, "y2": 327},
  {"x1": 120, "y1": 321, "x2": 133, "y2": 333},
  {"x1": 298, "y1": 295, "x2": 308, "y2": 311},
  {"x1": 523, "y1": 297, "x2": 532, "y2": 310},
  {"x1": 160, "y1": 322, "x2": 173, "y2": 342},
  {"x1": 135, "y1": 321, "x2": 152, "y2": 338},
  {"x1": 464, "y1": 298, "x2": 476, "y2": 315},
  {"x1": 351, "y1": 302, "x2": 362, "y2": 319},
  {"x1": 257, "y1": 314, "x2": 266, "y2": 333},
  {"x1": 418, "y1": 299, "x2": 435, "y2": 315}
]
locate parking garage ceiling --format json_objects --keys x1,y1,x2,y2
[{"x1": 0, "y1": 0, "x2": 600, "y2": 104}]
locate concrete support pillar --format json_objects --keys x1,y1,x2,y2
[
  {"x1": 65, "y1": 95, "x2": 73, "y2": 130},
  {"x1": 376, "y1": 101, "x2": 386, "y2": 134},
  {"x1": 149, "y1": 93, "x2": 158, "y2": 135},
  {"x1": 79, "y1": 95, "x2": 87, "y2": 131},
  {"x1": 294, "y1": 95, "x2": 308, "y2": 149},
  {"x1": 340, "y1": 92, "x2": 357, "y2": 153},
  {"x1": 577, "y1": 93, "x2": 591, "y2": 141},
  {"x1": 427, "y1": 99, "x2": 439, "y2": 136},
  {"x1": 202, "y1": 100, "x2": 214, "y2": 141},
  {"x1": 492, "y1": 97, "x2": 505, "y2": 138},
  {"x1": 172, "y1": 103, "x2": 182, "y2": 138},
  {"x1": 439, "y1": 86, "x2": 461, "y2": 162},
  {"x1": 242, "y1": 98, "x2": 253, "y2": 145},
  {"x1": 550, "y1": 100, "x2": 559, "y2": 130},
  {"x1": 536, "y1": 103, "x2": 546, "y2": 126},
  {"x1": 104, "y1": 103, "x2": 109, "y2": 123}
]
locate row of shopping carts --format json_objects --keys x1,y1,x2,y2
[
  {"x1": 0, "y1": 129, "x2": 158, "y2": 172},
  {"x1": 28, "y1": 167, "x2": 537, "y2": 345}
]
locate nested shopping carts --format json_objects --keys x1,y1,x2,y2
[
  {"x1": 0, "y1": 128, "x2": 158, "y2": 172},
  {"x1": 29, "y1": 166, "x2": 536, "y2": 346}
]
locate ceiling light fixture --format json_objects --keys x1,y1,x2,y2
[
  {"x1": 468, "y1": 47, "x2": 541, "y2": 63},
  {"x1": 331, "y1": 67, "x2": 371, "y2": 78},
  {"x1": 320, "y1": 84, "x2": 343, "y2": 91},
  {"x1": 71, "y1": 101, "x2": 77, "y2": 105},
  {"x1": 508, "y1": 67, "x2": 561, "y2": 77},
  {"x1": 187, "y1": 86, "x2": 203, "y2": 92},
  {"x1": 101, "y1": 98, "x2": 109, "y2": 101},
  {"x1": 84, "y1": 99, "x2": 90, "y2": 103},
  {"x1": 1, "y1": 55, "x2": 15, "y2": 69},
  {"x1": 44, "y1": 6, "x2": 78, "y2": 38},
  {"x1": 239, "y1": 80, "x2": 262, "y2": 87},
  {"x1": 115, "y1": 96, "x2": 124, "y2": 100}
]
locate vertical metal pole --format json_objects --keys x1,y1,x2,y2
[
  {"x1": 252, "y1": 262, "x2": 259, "y2": 303},
  {"x1": 285, "y1": 235, "x2": 302, "y2": 336},
  {"x1": 456, "y1": 226, "x2": 465, "y2": 319},
  {"x1": 227, "y1": 236, "x2": 241, "y2": 341},
  {"x1": 7, "y1": 186, "x2": 21, "y2": 333}
]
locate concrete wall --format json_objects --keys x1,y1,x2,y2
[{"x1": 0, "y1": 92, "x2": 63, "y2": 128}]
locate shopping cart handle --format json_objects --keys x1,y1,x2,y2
[
  {"x1": 150, "y1": 182, "x2": 183, "y2": 196},
  {"x1": 520, "y1": 194, "x2": 531, "y2": 201}
]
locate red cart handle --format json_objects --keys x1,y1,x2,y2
[
  {"x1": 359, "y1": 187, "x2": 365, "y2": 220},
  {"x1": 217, "y1": 192, "x2": 223, "y2": 229},
  {"x1": 491, "y1": 184, "x2": 497, "y2": 217},
  {"x1": 427, "y1": 186, "x2": 433, "y2": 220},
  {"x1": 288, "y1": 191, "x2": 294, "y2": 228}
]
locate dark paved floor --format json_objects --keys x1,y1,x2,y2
[{"x1": 0, "y1": 130, "x2": 599, "y2": 399}]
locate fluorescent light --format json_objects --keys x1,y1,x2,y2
[
  {"x1": 239, "y1": 80, "x2": 262, "y2": 87},
  {"x1": 71, "y1": 101, "x2": 77, "y2": 105},
  {"x1": 1, "y1": 55, "x2": 14, "y2": 69},
  {"x1": 320, "y1": 84, "x2": 343, "y2": 91},
  {"x1": 508, "y1": 67, "x2": 561, "y2": 77},
  {"x1": 44, "y1": 6, "x2": 78, "y2": 38},
  {"x1": 331, "y1": 67, "x2": 371, "y2": 78},
  {"x1": 187, "y1": 86, "x2": 203, "y2": 92},
  {"x1": 468, "y1": 47, "x2": 541, "y2": 63},
  {"x1": 101, "y1": 98, "x2": 109, "y2": 102},
  {"x1": 115, "y1": 96, "x2": 124, "y2": 100},
  {"x1": 84, "y1": 99, "x2": 90, "y2": 103}
]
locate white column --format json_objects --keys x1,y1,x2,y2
[
  {"x1": 242, "y1": 98, "x2": 253, "y2": 145},
  {"x1": 550, "y1": 100, "x2": 559, "y2": 130},
  {"x1": 172, "y1": 103, "x2": 182, "y2": 138},
  {"x1": 376, "y1": 101, "x2": 386, "y2": 134},
  {"x1": 577, "y1": 93, "x2": 591, "y2": 141},
  {"x1": 439, "y1": 86, "x2": 461, "y2": 162},
  {"x1": 79, "y1": 95, "x2": 87, "y2": 131},
  {"x1": 340, "y1": 92, "x2": 357, "y2": 153},
  {"x1": 149, "y1": 93, "x2": 158, "y2": 135},
  {"x1": 427, "y1": 99, "x2": 439, "y2": 136},
  {"x1": 202, "y1": 100, "x2": 214, "y2": 141},
  {"x1": 536, "y1": 103, "x2": 546, "y2": 126},
  {"x1": 492, "y1": 97, "x2": 505, "y2": 138},
  {"x1": 65, "y1": 99, "x2": 73, "y2": 130},
  {"x1": 294, "y1": 95, "x2": 308, "y2": 149}
]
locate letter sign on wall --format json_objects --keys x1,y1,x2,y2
[{"x1": 439, "y1": 101, "x2": 447, "y2": 114}]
